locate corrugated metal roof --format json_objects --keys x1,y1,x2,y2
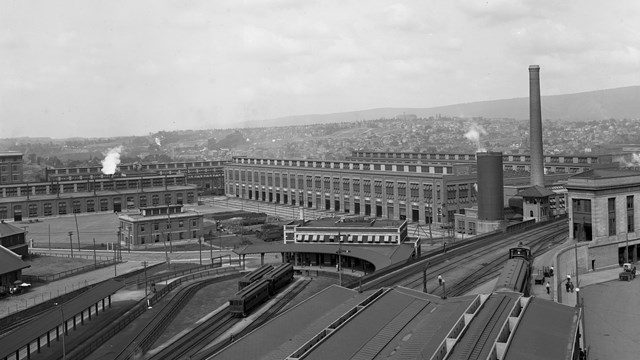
[
  {"x1": 447, "y1": 292, "x2": 520, "y2": 360},
  {"x1": 212, "y1": 285, "x2": 371, "y2": 360},
  {"x1": 503, "y1": 297, "x2": 579, "y2": 360}
]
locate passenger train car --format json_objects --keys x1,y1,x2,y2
[
  {"x1": 237, "y1": 264, "x2": 273, "y2": 291},
  {"x1": 493, "y1": 244, "x2": 532, "y2": 295},
  {"x1": 229, "y1": 263, "x2": 295, "y2": 317}
]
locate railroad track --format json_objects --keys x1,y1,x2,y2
[
  {"x1": 162, "y1": 278, "x2": 312, "y2": 360},
  {"x1": 147, "y1": 310, "x2": 235, "y2": 360},
  {"x1": 114, "y1": 275, "x2": 242, "y2": 360},
  {"x1": 357, "y1": 220, "x2": 567, "y2": 297}
]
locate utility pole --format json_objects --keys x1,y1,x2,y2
[
  {"x1": 74, "y1": 212, "x2": 81, "y2": 252},
  {"x1": 208, "y1": 236, "x2": 212, "y2": 265},
  {"x1": 68, "y1": 232, "x2": 74, "y2": 258},
  {"x1": 199, "y1": 237, "x2": 202, "y2": 265},
  {"x1": 143, "y1": 261, "x2": 148, "y2": 297},
  {"x1": 167, "y1": 204, "x2": 173, "y2": 253},
  {"x1": 93, "y1": 238, "x2": 97, "y2": 268},
  {"x1": 574, "y1": 242, "x2": 580, "y2": 289},
  {"x1": 626, "y1": 232, "x2": 630, "y2": 263},
  {"x1": 48, "y1": 223, "x2": 51, "y2": 251},
  {"x1": 113, "y1": 245, "x2": 117, "y2": 276},
  {"x1": 423, "y1": 262, "x2": 429, "y2": 293},
  {"x1": 442, "y1": 279, "x2": 447, "y2": 299}
]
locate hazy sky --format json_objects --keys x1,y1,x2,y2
[{"x1": 1, "y1": 0, "x2": 639, "y2": 138}]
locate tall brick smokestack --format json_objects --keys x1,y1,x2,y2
[{"x1": 529, "y1": 65, "x2": 544, "y2": 187}]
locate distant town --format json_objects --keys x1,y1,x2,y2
[{"x1": 3, "y1": 116, "x2": 640, "y2": 184}]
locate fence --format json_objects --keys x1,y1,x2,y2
[
  {"x1": 23, "y1": 259, "x2": 116, "y2": 283},
  {"x1": 29, "y1": 251, "x2": 113, "y2": 261}
]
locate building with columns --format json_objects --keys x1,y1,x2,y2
[{"x1": 566, "y1": 168, "x2": 640, "y2": 268}]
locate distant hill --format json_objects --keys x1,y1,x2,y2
[{"x1": 241, "y1": 85, "x2": 640, "y2": 128}]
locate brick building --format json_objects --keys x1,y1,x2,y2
[{"x1": 117, "y1": 204, "x2": 204, "y2": 249}]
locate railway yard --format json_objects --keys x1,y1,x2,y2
[{"x1": 0, "y1": 200, "x2": 625, "y2": 359}]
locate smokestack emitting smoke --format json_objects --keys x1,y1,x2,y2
[
  {"x1": 101, "y1": 146, "x2": 123, "y2": 175},
  {"x1": 464, "y1": 123, "x2": 488, "y2": 152},
  {"x1": 529, "y1": 65, "x2": 545, "y2": 187}
]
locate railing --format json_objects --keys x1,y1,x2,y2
[{"x1": 23, "y1": 259, "x2": 116, "y2": 283}]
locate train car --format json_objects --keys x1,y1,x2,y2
[
  {"x1": 229, "y1": 278, "x2": 270, "y2": 317},
  {"x1": 494, "y1": 258, "x2": 531, "y2": 295},
  {"x1": 238, "y1": 264, "x2": 273, "y2": 291},
  {"x1": 509, "y1": 243, "x2": 532, "y2": 261},
  {"x1": 264, "y1": 263, "x2": 294, "y2": 295},
  {"x1": 494, "y1": 243, "x2": 533, "y2": 295}
]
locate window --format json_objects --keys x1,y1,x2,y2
[
  {"x1": 58, "y1": 202, "x2": 67, "y2": 215},
  {"x1": 628, "y1": 195, "x2": 634, "y2": 232},
  {"x1": 44, "y1": 203, "x2": 53, "y2": 216},
  {"x1": 608, "y1": 198, "x2": 616, "y2": 236},
  {"x1": 191, "y1": 219, "x2": 197, "y2": 227},
  {"x1": 154, "y1": 223, "x2": 159, "y2": 230},
  {"x1": 141, "y1": 224, "x2": 146, "y2": 232},
  {"x1": 179, "y1": 220, "x2": 184, "y2": 228},
  {"x1": 87, "y1": 200, "x2": 95, "y2": 213},
  {"x1": 100, "y1": 199, "x2": 109, "y2": 211},
  {"x1": 29, "y1": 204, "x2": 38, "y2": 218}
]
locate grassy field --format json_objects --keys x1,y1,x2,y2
[
  {"x1": 20, "y1": 213, "x2": 120, "y2": 249},
  {"x1": 22, "y1": 255, "x2": 95, "y2": 276},
  {"x1": 21, "y1": 210, "x2": 270, "y2": 251}
]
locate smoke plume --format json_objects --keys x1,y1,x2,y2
[
  {"x1": 620, "y1": 153, "x2": 640, "y2": 168},
  {"x1": 464, "y1": 123, "x2": 488, "y2": 152},
  {"x1": 101, "y1": 146, "x2": 123, "y2": 175},
  {"x1": 155, "y1": 137, "x2": 162, "y2": 146}
]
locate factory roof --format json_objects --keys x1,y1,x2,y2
[
  {"x1": 570, "y1": 168, "x2": 640, "y2": 179},
  {"x1": 517, "y1": 185, "x2": 557, "y2": 198}
]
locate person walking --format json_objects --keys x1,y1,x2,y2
[
  {"x1": 438, "y1": 275, "x2": 443, "y2": 286},
  {"x1": 545, "y1": 281, "x2": 550, "y2": 295}
]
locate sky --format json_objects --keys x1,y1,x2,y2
[{"x1": 1, "y1": 0, "x2": 639, "y2": 139}]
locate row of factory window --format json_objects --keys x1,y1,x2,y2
[
  {"x1": 350, "y1": 151, "x2": 597, "y2": 164},
  {"x1": 0, "y1": 192, "x2": 195, "y2": 219},
  {"x1": 231, "y1": 158, "x2": 453, "y2": 175},
  {"x1": 0, "y1": 176, "x2": 186, "y2": 198},
  {"x1": 228, "y1": 172, "x2": 475, "y2": 200},
  {"x1": 48, "y1": 160, "x2": 226, "y2": 175}
]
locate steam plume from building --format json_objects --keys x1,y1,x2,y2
[
  {"x1": 101, "y1": 146, "x2": 123, "y2": 175},
  {"x1": 464, "y1": 123, "x2": 488, "y2": 152}
]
